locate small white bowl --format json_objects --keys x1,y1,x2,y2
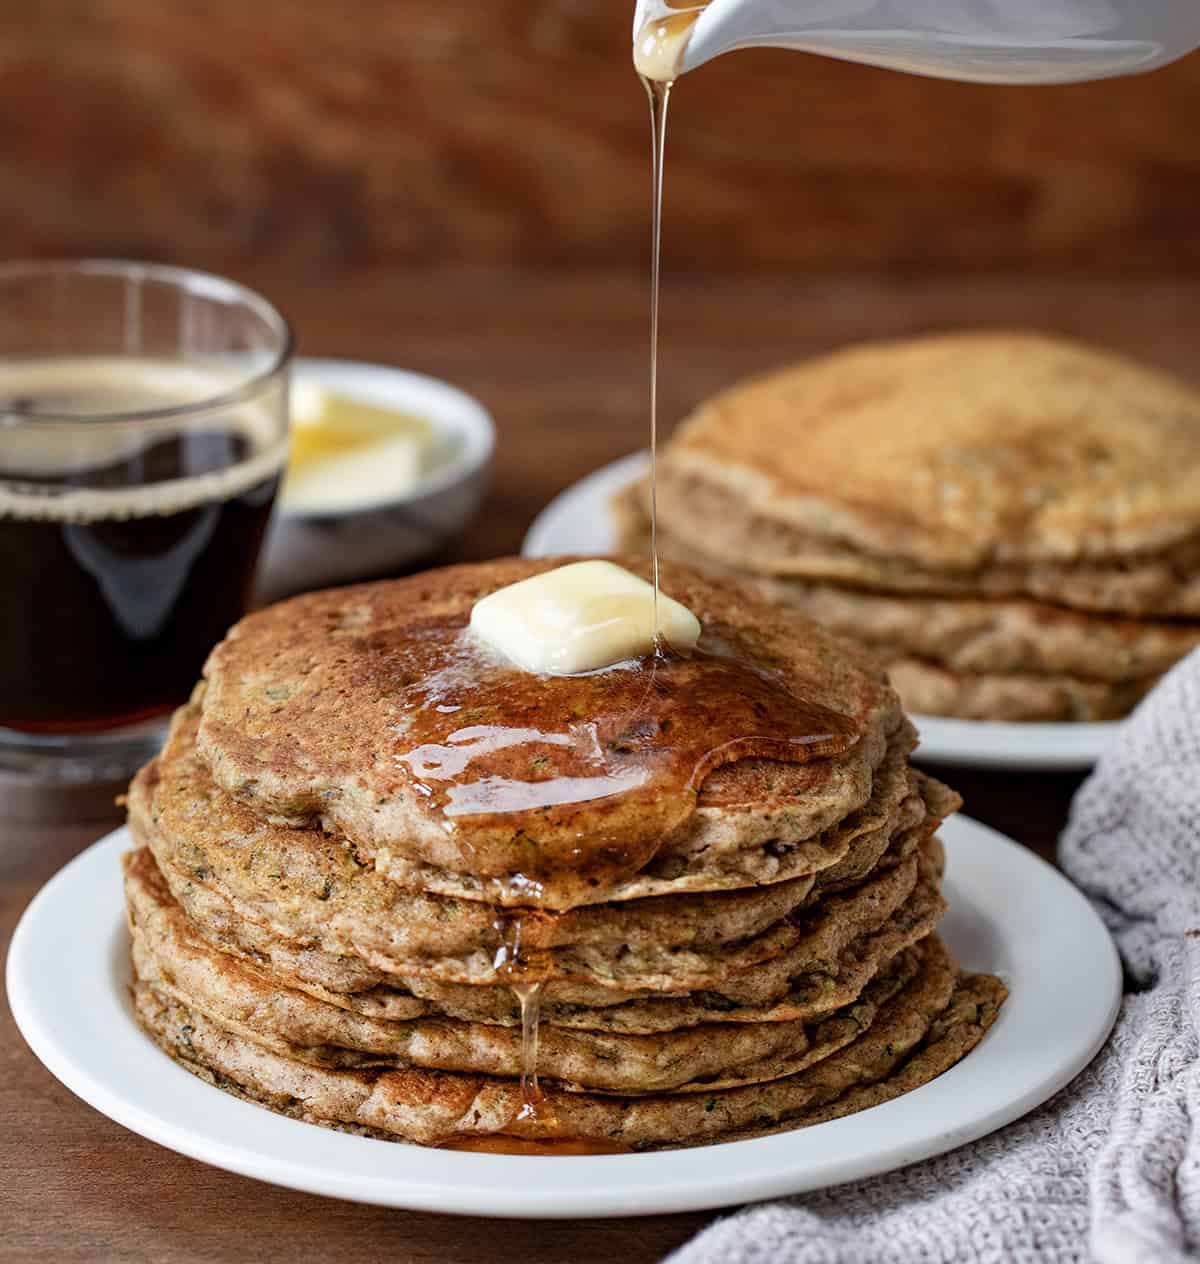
[{"x1": 259, "y1": 358, "x2": 495, "y2": 596}]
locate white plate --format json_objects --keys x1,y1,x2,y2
[
  {"x1": 522, "y1": 454, "x2": 1121, "y2": 772},
  {"x1": 8, "y1": 818, "x2": 1119, "y2": 1218}
]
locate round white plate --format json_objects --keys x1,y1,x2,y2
[
  {"x1": 523, "y1": 454, "x2": 1122, "y2": 772},
  {"x1": 8, "y1": 818, "x2": 1119, "y2": 1218}
]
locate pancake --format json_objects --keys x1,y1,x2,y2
[
  {"x1": 195, "y1": 558, "x2": 904, "y2": 909},
  {"x1": 616, "y1": 476, "x2": 1200, "y2": 623},
  {"x1": 136, "y1": 707, "x2": 818, "y2": 977},
  {"x1": 133, "y1": 762, "x2": 945, "y2": 999},
  {"x1": 617, "y1": 451, "x2": 1196, "y2": 720},
  {"x1": 643, "y1": 466, "x2": 1200, "y2": 619},
  {"x1": 131, "y1": 838, "x2": 945, "y2": 1034},
  {"x1": 754, "y1": 579, "x2": 1199, "y2": 684},
  {"x1": 123, "y1": 550, "x2": 1005, "y2": 1150},
  {"x1": 126, "y1": 832, "x2": 946, "y2": 1034},
  {"x1": 131, "y1": 933, "x2": 1005, "y2": 1150},
  {"x1": 619, "y1": 516, "x2": 1200, "y2": 685},
  {"x1": 882, "y1": 657, "x2": 1156, "y2": 723},
  {"x1": 616, "y1": 520, "x2": 1167, "y2": 719},
  {"x1": 130, "y1": 862, "x2": 933, "y2": 1094},
  {"x1": 373, "y1": 715, "x2": 944, "y2": 904},
  {"x1": 133, "y1": 703, "x2": 951, "y2": 992},
  {"x1": 156, "y1": 693, "x2": 923, "y2": 919},
  {"x1": 651, "y1": 333, "x2": 1200, "y2": 605}
]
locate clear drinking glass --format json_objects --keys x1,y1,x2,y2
[{"x1": 0, "y1": 260, "x2": 292, "y2": 783}]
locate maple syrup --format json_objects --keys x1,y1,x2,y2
[
  {"x1": 645, "y1": 73, "x2": 669, "y2": 642},
  {"x1": 392, "y1": 633, "x2": 858, "y2": 901},
  {"x1": 634, "y1": 2, "x2": 711, "y2": 82},
  {"x1": 493, "y1": 908, "x2": 555, "y2": 1135},
  {"x1": 635, "y1": 2, "x2": 711, "y2": 640},
  {"x1": 439, "y1": 1133, "x2": 631, "y2": 1156},
  {"x1": 426, "y1": 1, "x2": 851, "y2": 1151},
  {"x1": 437, "y1": 901, "x2": 629, "y2": 1153}
]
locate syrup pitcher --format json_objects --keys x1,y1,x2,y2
[{"x1": 633, "y1": 0, "x2": 1200, "y2": 84}]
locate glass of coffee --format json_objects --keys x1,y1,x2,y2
[{"x1": 0, "y1": 259, "x2": 292, "y2": 783}]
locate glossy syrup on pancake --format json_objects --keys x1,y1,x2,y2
[
  {"x1": 439, "y1": 907, "x2": 631, "y2": 1153},
  {"x1": 447, "y1": 914, "x2": 630, "y2": 1154},
  {"x1": 392, "y1": 630, "x2": 859, "y2": 896}
]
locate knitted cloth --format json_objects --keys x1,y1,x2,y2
[{"x1": 673, "y1": 651, "x2": 1200, "y2": 1264}]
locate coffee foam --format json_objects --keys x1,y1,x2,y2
[{"x1": 0, "y1": 358, "x2": 287, "y2": 524}]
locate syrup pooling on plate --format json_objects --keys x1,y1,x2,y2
[{"x1": 439, "y1": 1132, "x2": 631, "y2": 1155}]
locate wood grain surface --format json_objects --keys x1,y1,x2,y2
[
  {"x1": 4, "y1": 1, "x2": 1200, "y2": 279},
  {"x1": 4, "y1": 3, "x2": 1196, "y2": 1255},
  {"x1": 2, "y1": 266, "x2": 1178, "y2": 1263}
]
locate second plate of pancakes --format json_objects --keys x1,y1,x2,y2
[{"x1": 522, "y1": 452, "x2": 1122, "y2": 771}]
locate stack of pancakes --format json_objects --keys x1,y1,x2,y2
[
  {"x1": 124, "y1": 558, "x2": 1004, "y2": 1151},
  {"x1": 616, "y1": 333, "x2": 1200, "y2": 721}
]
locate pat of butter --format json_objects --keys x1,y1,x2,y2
[
  {"x1": 291, "y1": 380, "x2": 433, "y2": 445},
  {"x1": 281, "y1": 381, "x2": 437, "y2": 512},
  {"x1": 282, "y1": 433, "x2": 424, "y2": 512},
  {"x1": 470, "y1": 561, "x2": 701, "y2": 675}
]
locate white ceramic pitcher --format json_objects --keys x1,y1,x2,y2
[{"x1": 633, "y1": 0, "x2": 1200, "y2": 84}]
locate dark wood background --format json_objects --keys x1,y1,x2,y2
[
  {"x1": 3, "y1": 5, "x2": 1200, "y2": 1262},
  {"x1": 6, "y1": 0, "x2": 1200, "y2": 280}
]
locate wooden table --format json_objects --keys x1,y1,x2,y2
[{"x1": 3, "y1": 266, "x2": 1169, "y2": 1262}]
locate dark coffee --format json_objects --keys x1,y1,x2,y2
[{"x1": 0, "y1": 427, "x2": 282, "y2": 733}]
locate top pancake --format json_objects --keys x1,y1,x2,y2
[
  {"x1": 197, "y1": 557, "x2": 900, "y2": 907},
  {"x1": 656, "y1": 332, "x2": 1200, "y2": 587}
]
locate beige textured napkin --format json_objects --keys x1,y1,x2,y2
[{"x1": 672, "y1": 651, "x2": 1200, "y2": 1264}]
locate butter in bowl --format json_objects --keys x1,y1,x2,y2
[{"x1": 259, "y1": 359, "x2": 495, "y2": 596}]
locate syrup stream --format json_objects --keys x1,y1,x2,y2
[
  {"x1": 643, "y1": 74, "x2": 672, "y2": 650},
  {"x1": 512, "y1": 980, "x2": 546, "y2": 1125},
  {"x1": 448, "y1": 7, "x2": 799, "y2": 1153},
  {"x1": 482, "y1": 66, "x2": 678, "y2": 1148},
  {"x1": 494, "y1": 906, "x2": 557, "y2": 1137}
]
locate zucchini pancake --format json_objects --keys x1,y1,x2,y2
[
  {"x1": 615, "y1": 333, "x2": 1200, "y2": 721},
  {"x1": 124, "y1": 557, "x2": 1005, "y2": 1152}
]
